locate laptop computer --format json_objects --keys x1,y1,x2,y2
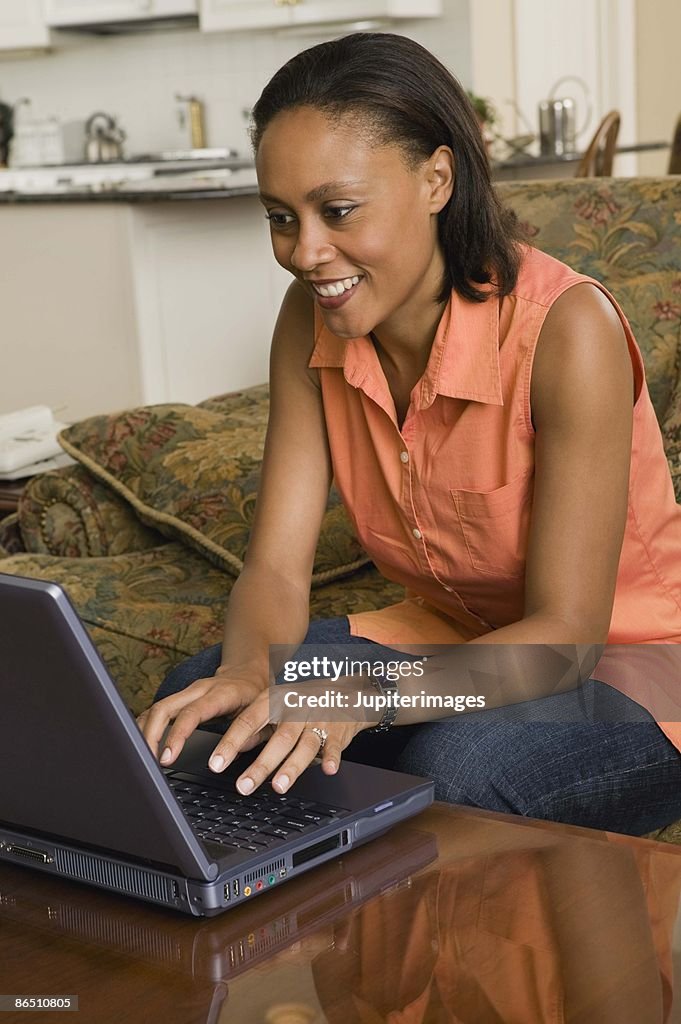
[{"x1": 0, "y1": 573, "x2": 434, "y2": 917}]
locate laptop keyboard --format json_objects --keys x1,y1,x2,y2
[{"x1": 167, "y1": 775, "x2": 348, "y2": 853}]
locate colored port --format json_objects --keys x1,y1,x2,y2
[
  {"x1": 256, "y1": 881, "x2": 264, "y2": 890},
  {"x1": 268, "y1": 874, "x2": 276, "y2": 885},
  {"x1": 244, "y1": 885, "x2": 252, "y2": 896}
]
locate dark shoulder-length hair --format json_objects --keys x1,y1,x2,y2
[{"x1": 250, "y1": 32, "x2": 525, "y2": 305}]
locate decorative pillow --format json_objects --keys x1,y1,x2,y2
[{"x1": 58, "y1": 386, "x2": 370, "y2": 585}]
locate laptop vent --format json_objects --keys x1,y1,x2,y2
[
  {"x1": 57, "y1": 905, "x2": 182, "y2": 965},
  {"x1": 244, "y1": 857, "x2": 285, "y2": 886},
  {"x1": 54, "y1": 849, "x2": 175, "y2": 904}
]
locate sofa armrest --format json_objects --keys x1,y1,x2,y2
[{"x1": 17, "y1": 464, "x2": 165, "y2": 558}]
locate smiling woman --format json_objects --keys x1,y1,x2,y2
[{"x1": 138, "y1": 33, "x2": 681, "y2": 838}]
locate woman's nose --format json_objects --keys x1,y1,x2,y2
[{"x1": 290, "y1": 221, "x2": 335, "y2": 272}]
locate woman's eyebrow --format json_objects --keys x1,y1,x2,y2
[{"x1": 259, "y1": 179, "x2": 368, "y2": 204}]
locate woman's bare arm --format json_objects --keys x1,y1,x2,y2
[
  {"x1": 392, "y1": 282, "x2": 635, "y2": 720},
  {"x1": 139, "y1": 280, "x2": 333, "y2": 758}
]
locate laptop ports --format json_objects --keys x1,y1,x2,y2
[{"x1": 6, "y1": 844, "x2": 53, "y2": 865}]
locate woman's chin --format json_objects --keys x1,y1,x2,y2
[{"x1": 319, "y1": 309, "x2": 374, "y2": 340}]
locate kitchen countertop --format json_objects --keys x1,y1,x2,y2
[{"x1": 0, "y1": 165, "x2": 260, "y2": 202}]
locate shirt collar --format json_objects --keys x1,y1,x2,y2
[{"x1": 309, "y1": 288, "x2": 503, "y2": 408}]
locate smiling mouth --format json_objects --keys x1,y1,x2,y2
[{"x1": 310, "y1": 275, "x2": 362, "y2": 298}]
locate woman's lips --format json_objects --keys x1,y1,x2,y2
[{"x1": 311, "y1": 277, "x2": 363, "y2": 310}]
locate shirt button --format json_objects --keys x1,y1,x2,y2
[
  {"x1": 400, "y1": 451, "x2": 409, "y2": 463},
  {"x1": 412, "y1": 528, "x2": 422, "y2": 540}
]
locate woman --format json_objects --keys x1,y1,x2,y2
[{"x1": 138, "y1": 33, "x2": 681, "y2": 834}]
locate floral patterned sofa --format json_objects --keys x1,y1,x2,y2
[{"x1": 2, "y1": 176, "x2": 681, "y2": 835}]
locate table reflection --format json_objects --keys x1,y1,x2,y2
[{"x1": 0, "y1": 808, "x2": 680, "y2": 1023}]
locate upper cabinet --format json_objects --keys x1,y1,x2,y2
[
  {"x1": 0, "y1": 0, "x2": 50, "y2": 49},
  {"x1": 199, "y1": 0, "x2": 441, "y2": 33},
  {"x1": 199, "y1": 0, "x2": 291, "y2": 32},
  {"x1": 43, "y1": 0, "x2": 198, "y2": 27}
]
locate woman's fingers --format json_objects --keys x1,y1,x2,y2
[
  {"x1": 207, "y1": 700, "x2": 292, "y2": 778},
  {"x1": 136, "y1": 674, "x2": 260, "y2": 761},
  {"x1": 244, "y1": 726, "x2": 324, "y2": 795},
  {"x1": 136, "y1": 676, "x2": 216, "y2": 754},
  {"x1": 211, "y1": 718, "x2": 354, "y2": 795},
  {"x1": 268, "y1": 725, "x2": 351, "y2": 792}
]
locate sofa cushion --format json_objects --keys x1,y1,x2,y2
[
  {"x1": 17, "y1": 463, "x2": 165, "y2": 558},
  {"x1": 58, "y1": 384, "x2": 370, "y2": 585},
  {"x1": 498, "y1": 177, "x2": 681, "y2": 423}
]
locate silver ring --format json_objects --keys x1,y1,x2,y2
[{"x1": 309, "y1": 726, "x2": 328, "y2": 751}]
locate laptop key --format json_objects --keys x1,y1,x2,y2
[{"x1": 261, "y1": 826, "x2": 293, "y2": 839}]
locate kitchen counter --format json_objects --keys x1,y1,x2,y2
[
  {"x1": 0, "y1": 179, "x2": 290, "y2": 421},
  {"x1": 0, "y1": 166, "x2": 260, "y2": 202}
]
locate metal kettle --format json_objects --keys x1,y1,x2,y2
[
  {"x1": 538, "y1": 76, "x2": 591, "y2": 157},
  {"x1": 84, "y1": 111, "x2": 125, "y2": 163}
]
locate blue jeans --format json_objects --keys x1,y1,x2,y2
[{"x1": 154, "y1": 617, "x2": 681, "y2": 836}]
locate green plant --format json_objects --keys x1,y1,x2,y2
[{"x1": 466, "y1": 90, "x2": 498, "y2": 129}]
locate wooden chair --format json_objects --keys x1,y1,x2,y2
[
  {"x1": 574, "y1": 110, "x2": 621, "y2": 177},
  {"x1": 669, "y1": 114, "x2": 681, "y2": 174}
]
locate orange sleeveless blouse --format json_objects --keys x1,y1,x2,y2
[{"x1": 309, "y1": 246, "x2": 681, "y2": 747}]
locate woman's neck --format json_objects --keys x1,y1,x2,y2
[{"x1": 370, "y1": 296, "x2": 448, "y2": 379}]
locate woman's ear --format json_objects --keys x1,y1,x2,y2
[{"x1": 426, "y1": 146, "x2": 455, "y2": 213}]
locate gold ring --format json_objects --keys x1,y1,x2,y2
[{"x1": 309, "y1": 726, "x2": 328, "y2": 750}]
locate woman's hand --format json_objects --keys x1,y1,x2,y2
[
  {"x1": 138, "y1": 672, "x2": 380, "y2": 795},
  {"x1": 136, "y1": 663, "x2": 272, "y2": 764},
  {"x1": 207, "y1": 678, "x2": 378, "y2": 795}
]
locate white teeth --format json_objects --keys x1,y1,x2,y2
[{"x1": 313, "y1": 275, "x2": 361, "y2": 298}]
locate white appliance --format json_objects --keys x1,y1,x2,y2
[{"x1": 0, "y1": 406, "x2": 72, "y2": 479}]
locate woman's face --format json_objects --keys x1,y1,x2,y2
[{"x1": 255, "y1": 106, "x2": 453, "y2": 342}]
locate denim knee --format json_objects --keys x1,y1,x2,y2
[
  {"x1": 153, "y1": 643, "x2": 223, "y2": 702},
  {"x1": 395, "y1": 719, "x2": 536, "y2": 814}
]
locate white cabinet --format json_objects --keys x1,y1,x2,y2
[
  {"x1": 199, "y1": 0, "x2": 441, "y2": 34},
  {"x1": 129, "y1": 197, "x2": 290, "y2": 405},
  {"x1": 290, "y1": 0, "x2": 441, "y2": 26},
  {"x1": 0, "y1": 0, "x2": 49, "y2": 50},
  {"x1": 199, "y1": 0, "x2": 292, "y2": 32},
  {"x1": 43, "y1": 0, "x2": 197, "y2": 28}
]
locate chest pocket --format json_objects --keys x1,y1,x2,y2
[{"x1": 450, "y1": 471, "x2": 533, "y2": 579}]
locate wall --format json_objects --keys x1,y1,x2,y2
[
  {"x1": 0, "y1": 2, "x2": 471, "y2": 161},
  {"x1": 635, "y1": 0, "x2": 680, "y2": 175}
]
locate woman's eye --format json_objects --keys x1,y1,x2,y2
[
  {"x1": 265, "y1": 212, "x2": 295, "y2": 227},
  {"x1": 325, "y1": 206, "x2": 355, "y2": 220}
]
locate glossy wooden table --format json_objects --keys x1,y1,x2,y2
[{"x1": 1, "y1": 803, "x2": 680, "y2": 1024}]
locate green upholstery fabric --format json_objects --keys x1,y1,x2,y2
[
  {"x1": 17, "y1": 463, "x2": 165, "y2": 557},
  {"x1": 498, "y1": 177, "x2": 681, "y2": 433},
  {"x1": 2, "y1": 176, "x2": 681, "y2": 845},
  {"x1": 58, "y1": 384, "x2": 369, "y2": 585},
  {"x1": 0, "y1": 542, "x2": 402, "y2": 715}
]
